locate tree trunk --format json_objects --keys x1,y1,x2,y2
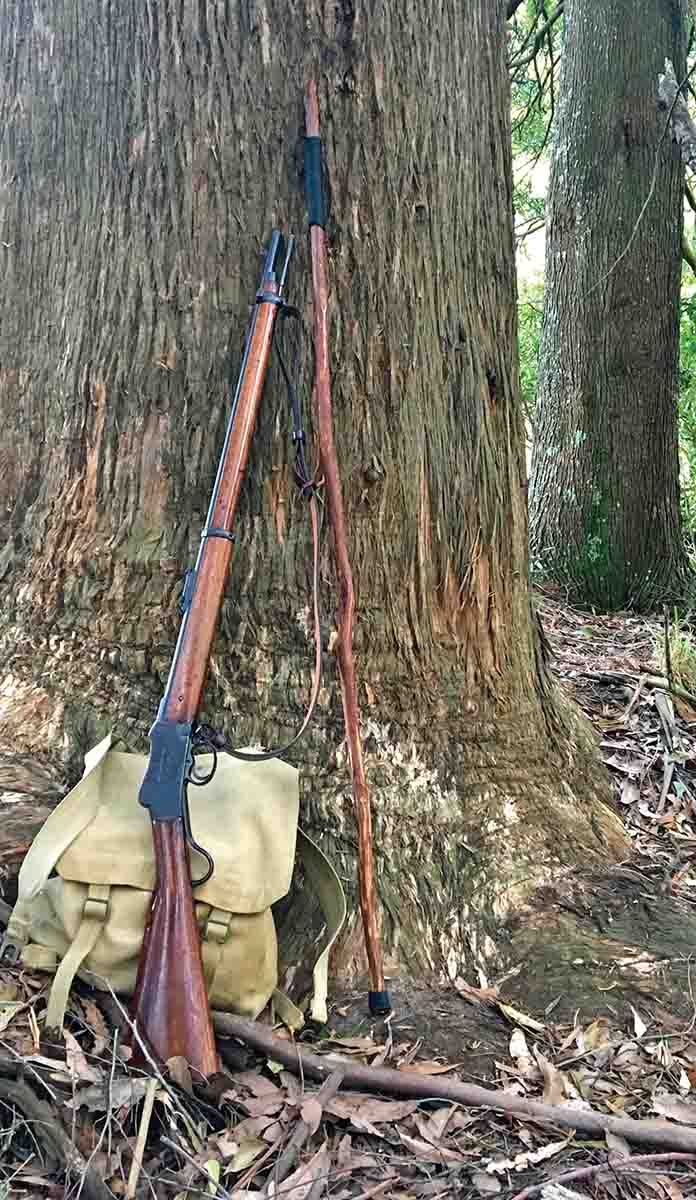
[
  {"x1": 0, "y1": 0, "x2": 673, "y2": 1025},
  {"x1": 529, "y1": 0, "x2": 688, "y2": 611}
]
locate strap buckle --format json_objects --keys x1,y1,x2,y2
[{"x1": 0, "y1": 936, "x2": 21, "y2": 966}]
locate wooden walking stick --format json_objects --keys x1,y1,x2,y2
[{"x1": 304, "y1": 80, "x2": 391, "y2": 1015}]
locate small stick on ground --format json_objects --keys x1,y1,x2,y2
[
  {"x1": 664, "y1": 604, "x2": 674, "y2": 691},
  {"x1": 510, "y1": 1151, "x2": 696, "y2": 1200},
  {"x1": 264, "y1": 1069, "x2": 344, "y2": 1196},
  {"x1": 126, "y1": 1075, "x2": 158, "y2": 1199}
]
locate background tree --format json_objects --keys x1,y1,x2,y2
[
  {"x1": 529, "y1": 0, "x2": 688, "y2": 609},
  {"x1": 1, "y1": 0, "x2": 692, "y2": 1026}
]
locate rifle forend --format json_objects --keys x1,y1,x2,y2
[{"x1": 130, "y1": 233, "x2": 294, "y2": 1077}]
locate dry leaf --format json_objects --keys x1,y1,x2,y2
[
  {"x1": 82, "y1": 998, "x2": 109, "y2": 1056},
  {"x1": 497, "y1": 1002, "x2": 546, "y2": 1033},
  {"x1": 630, "y1": 1005, "x2": 648, "y2": 1040},
  {"x1": 280, "y1": 1072, "x2": 303, "y2": 1105},
  {"x1": 652, "y1": 1094, "x2": 696, "y2": 1124},
  {"x1": 605, "y1": 1130, "x2": 631, "y2": 1158},
  {"x1": 204, "y1": 1159, "x2": 220, "y2": 1196},
  {"x1": 65, "y1": 1076, "x2": 151, "y2": 1114},
  {"x1": 413, "y1": 1106, "x2": 457, "y2": 1147},
  {"x1": 227, "y1": 1137, "x2": 267, "y2": 1173},
  {"x1": 300, "y1": 1096, "x2": 323, "y2": 1135},
  {"x1": 266, "y1": 1143, "x2": 329, "y2": 1199},
  {"x1": 509, "y1": 1029, "x2": 530, "y2": 1060},
  {"x1": 335, "y1": 1134, "x2": 380, "y2": 1171},
  {"x1": 578, "y1": 1018, "x2": 611, "y2": 1052},
  {"x1": 619, "y1": 778, "x2": 640, "y2": 806},
  {"x1": 326, "y1": 1094, "x2": 418, "y2": 1125},
  {"x1": 0, "y1": 1003, "x2": 23, "y2": 1034},
  {"x1": 327, "y1": 1036, "x2": 378, "y2": 1051},
  {"x1": 64, "y1": 1030, "x2": 102, "y2": 1084},
  {"x1": 398, "y1": 1131, "x2": 466, "y2": 1164},
  {"x1": 402, "y1": 1059, "x2": 461, "y2": 1075},
  {"x1": 235, "y1": 1071, "x2": 281, "y2": 1098},
  {"x1": 167, "y1": 1056, "x2": 193, "y2": 1095},
  {"x1": 215, "y1": 1134, "x2": 240, "y2": 1159},
  {"x1": 533, "y1": 1048, "x2": 566, "y2": 1105},
  {"x1": 454, "y1": 978, "x2": 500, "y2": 1006},
  {"x1": 471, "y1": 1170, "x2": 502, "y2": 1194},
  {"x1": 222, "y1": 1115, "x2": 276, "y2": 1142},
  {"x1": 242, "y1": 1094, "x2": 285, "y2": 1117},
  {"x1": 487, "y1": 1139, "x2": 570, "y2": 1173}
]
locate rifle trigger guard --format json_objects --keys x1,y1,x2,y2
[
  {"x1": 182, "y1": 790, "x2": 215, "y2": 888},
  {"x1": 189, "y1": 727, "x2": 218, "y2": 786}
]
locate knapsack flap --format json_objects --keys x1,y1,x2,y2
[{"x1": 17, "y1": 736, "x2": 300, "y2": 915}]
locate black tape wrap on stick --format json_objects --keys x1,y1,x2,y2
[
  {"x1": 304, "y1": 136, "x2": 325, "y2": 228},
  {"x1": 369, "y1": 990, "x2": 392, "y2": 1016}
]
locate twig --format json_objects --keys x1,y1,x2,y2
[
  {"x1": 351, "y1": 1183, "x2": 394, "y2": 1200},
  {"x1": 510, "y1": 1152, "x2": 696, "y2": 1200},
  {"x1": 575, "y1": 670, "x2": 696, "y2": 711},
  {"x1": 664, "y1": 604, "x2": 673, "y2": 691},
  {"x1": 160, "y1": 1135, "x2": 234, "y2": 1200},
  {"x1": 214, "y1": 1013, "x2": 696, "y2": 1154},
  {"x1": 264, "y1": 1069, "x2": 344, "y2": 1195},
  {"x1": 126, "y1": 1076, "x2": 158, "y2": 1199},
  {"x1": 622, "y1": 674, "x2": 647, "y2": 723},
  {"x1": 510, "y1": 4, "x2": 564, "y2": 71}
]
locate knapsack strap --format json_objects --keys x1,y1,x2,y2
[
  {"x1": 199, "y1": 831, "x2": 346, "y2": 1028},
  {"x1": 16, "y1": 735, "x2": 112, "y2": 903},
  {"x1": 296, "y1": 829, "x2": 346, "y2": 1024},
  {"x1": 43, "y1": 884, "x2": 111, "y2": 1031}
]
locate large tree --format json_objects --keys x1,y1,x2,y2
[
  {"x1": 529, "y1": 0, "x2": 688, "y2": 610},
  {"x1": 1, "y1": 0, "x2": 691, "y2": 1027}
]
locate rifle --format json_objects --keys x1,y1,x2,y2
[{"x1": 130, "y1": 232, "x2": 296, "y2": 1076}]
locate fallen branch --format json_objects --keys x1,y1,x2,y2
[
  {"x1": 264, "y1": 1068, "x2": 344, "y2": 1195},
  {"x1": 214, "y1": 1014, "x2": 696, "y2": 1155},
  {"x1": 510, "y1": 1151, "x2": 696, "y2": 1200},
  {"x1": 0, "y1": 1075, "x2": 112, "y2": 1200}
]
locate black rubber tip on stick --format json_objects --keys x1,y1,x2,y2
[{"x1": 368, "y1": 990, "x2": 392, "y2": 1016}]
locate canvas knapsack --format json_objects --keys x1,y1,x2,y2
[{"x1": 1, "y1": 733, "x2": 346, "y2": 1033}]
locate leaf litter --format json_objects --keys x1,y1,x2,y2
[{"x1": 4, "y1": 596, "x2": 696, "y2": 1197}]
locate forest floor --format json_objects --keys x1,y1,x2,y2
[{"x1": 4, "y1": 589, "x2": 696, "y2": 1199}]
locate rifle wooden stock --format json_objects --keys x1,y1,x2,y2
[
  {"x1": 131, "y1": 234, "x2": 292, "y2": 1077},
  {"x1": 130, "y1": 820, "x2": 218, "y2": 1075}
]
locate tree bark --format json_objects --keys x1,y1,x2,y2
[
  {"x1": 529, "y1": 0, "x2": 688, "y2": 611},
  {"x1": 0, "y1": 0, "x2": 647, "y2": 1018}
]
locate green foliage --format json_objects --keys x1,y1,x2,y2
[
  {"x1": 678, "y1": 292, "x2": 696, "y2": 531},
  {"x1": 662, "y1": 607, "x2": 696, "y2": 693},
  {"x1": 517, "y1": 289, "x2": 543, "y2": 424}
]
